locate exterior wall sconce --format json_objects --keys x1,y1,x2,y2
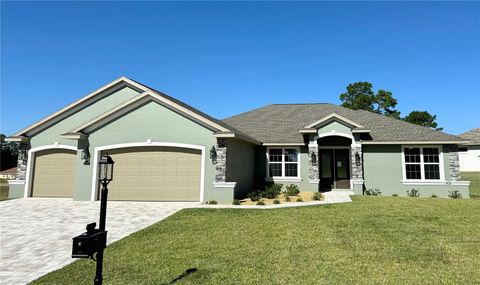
[
  {"x1": 310, "y1": 151, "x2": 317, "y2": 166},
  {"x1": 210, "y1": 146, "x2": 217, "y2": 164},
  {"x1": 355, "y1": 151, "x2": 361, "y2": 166},
  {"x1": 82, "y1": 148, "x2": 91, "y2": 165}
]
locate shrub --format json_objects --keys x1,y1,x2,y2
[
  {"x1": 273, "y1": 199, "x2": 281, "y2": 204},
  {"x1": 232, "y1": 199, "x2": 241, "y2": 205},
  {"x1": 407, "y1": 188, "x2": 420, "y2": 197},
  {"x1": 448, "y1": 191, "x2": 462, "y2": 199},
  {"x1": 392, "y1": 194, "x2": 398, "y2": 197},
  {"x1": 208, "y1": 200, "x2": 218, "y2": 205},
  {"x1": 431, "y1": 194, "x2": 438, "y2": 198},
  {"x1": 312, "y1": 192, "x2": 323, "y2": 201},
  {"x1": 285, "y1": 184, "x2": 300, "y2": 196},
  {"x1": 247, "y1": 191, "x2": 261, "y2": 202},
  {"x1": 365, "y1": 188, "x2": 382, "y2": 196},
  {"x1": 296, "y1": 197, "x2": 303, "y2": 202},
  {"x1": 257, "y1": 200, "x2": 265, "y2": 206},
  {"x1": 262, "y1": 183, "x2": 283, "y2": 199}
]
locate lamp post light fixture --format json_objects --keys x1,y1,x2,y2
[{"x1": 72, "y1": 153, "x2": 114, "y2": 285}]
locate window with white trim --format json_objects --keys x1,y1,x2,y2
[
  {"x1": 267, "y1": 148, "x2": 300, "y2": 178},
  {"x1": 403, "y1": 147, "x2": 441, "y2": 180}
]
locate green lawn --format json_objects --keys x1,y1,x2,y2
[
  {"x1": 462, "y1": 172, "x2": 480, "y2": 199},
  {"x1": 0, "y1": 179, "x2": 9, "y2": 201},
  {"x1": 32, "y1": 196, "x2": 480, "y2": 284}
]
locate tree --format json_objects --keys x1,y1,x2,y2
[
  {"x1": 0, "y1": 134, "x2": 18, "y2": 170},
  {"x1": 403, "y1": 111, "x2": 442, "y2": 130},
  {"x1": 339, "y1": 82, "x2": 400, "y2": 118}
]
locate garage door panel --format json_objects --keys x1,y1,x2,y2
[
  {"x1": 32, "y1": 149, "x2": 76, "y2": 197},
  {"x1": 106, "y1": 146, "x2": 201, "y2": 201}
]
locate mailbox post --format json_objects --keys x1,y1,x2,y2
[{"x1": 72, "y1": 153, "x2": 114, "y2": 285}]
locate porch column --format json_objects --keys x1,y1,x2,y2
[
  {"x1": 448, "y1": 145, "x2": 460, "y2": 181},
  {"x1": 308, "y1": 145, "x2": 319, "y2": 182},
  {"x1": 351, "y1": 144, "x2": 363, "y2": 180},
  {"x1": 15, "y1": 142, "x2": 31, "y2": 180},
  {"x1": 214, "y1": 138, "x2": 227, "y2": 182}
]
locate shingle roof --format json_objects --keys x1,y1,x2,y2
[
  {"x1": 459, "y1": 128, "x2": 480, "y2": 145},
  {"x1": 222, "y1": 103, "x2": 464, "y2": 144}
]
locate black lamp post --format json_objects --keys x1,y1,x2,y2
[
  {"x1": 72, "y1": 153, "x2": 114, "y2": 285},
  {"x1": 95, "y1": 153, "x2": 114, "y2": 285}
]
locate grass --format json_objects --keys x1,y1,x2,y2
[
  {"x1": 462, "y1": 172, "x2": 480, "y2": 199},
  {"x1": 0, "y1": 179, "x2": 9, "y2": 201},
  {"x1": 31, "y1": 196, "x2": 480, "y2": 284}
]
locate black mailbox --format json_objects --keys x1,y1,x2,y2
[{"x1": 72, "y1": 222, "x2": 108, "y2": 259}]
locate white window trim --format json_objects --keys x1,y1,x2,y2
[
  {"x1": 265, "y1": 147, "x2": 301, "y2": 182},
  {"x1": 401, "y1": 145, "x2": 445, "y2": 185}
]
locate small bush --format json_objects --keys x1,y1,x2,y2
[
  {"x1": 448, "y1": 191, "x2": 462, "y2": 199},
  {"x1": 208, "y1": 200, "x2": 218, "y2": 205},
  {"x1": 431, "y1": 194, "x2": 438, "y2": 198},
  {"x1": 392, "y1": 194, "x2": 398, "y2": 197},
  {"x1": 262, "y1": 183, "x2": 283, "y2": 199},
  {"x1": 296, "y1": 197, "x2": 303, "y2": 202},
  {"x1": 247, "y1": 191, "x2": 261, "y2": 202},
  {"x1": 285, "y1": 184, "x2": 300, "y2": 196},
  {"x1": 273, "y1": 199, "x2": 281, "y2": 204},
  {"x1": 312, "y1": 192, "x2": 323, "y2": 201},
  {"x1": 257, "y1": 200, "x2": 265, "y2": 206},
  {"x1": 407, "y1": 188, "x2": 420, "y2": 197},
  {"x1": 365, "y1": 188, "x2": 382, "y2": 196},
  {"x1": 232, "y1": 199, "x2": 241, "y2": 205}
]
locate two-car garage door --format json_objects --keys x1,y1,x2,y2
[
  {"x1": 102, "y1": 146, "x2": 201, "y2": 201},
  {"x1": 30, "y1": 146, "x2": 202, "y2": 201}
]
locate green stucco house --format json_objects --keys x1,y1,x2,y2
[{"x1": 7, "y1": 77, "x2": 471, "y2": 202}]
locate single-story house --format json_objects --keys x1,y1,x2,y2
[
  {"x1": 7, "y1": 77, "x2": 471, "y2": 202},
  {"x1": 458, "y1": 128, "x2": 480, "y2": 172},
  {"x1": 0, "y1": 167, "x2": 17, "y2": 180}
]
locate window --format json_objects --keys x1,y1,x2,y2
[
  {"x1": 403, "y1": 147, "x2": 442, "y2": 181},
  {"x1": 267, "y1": 147, "x2": 300, "y2": 179}
]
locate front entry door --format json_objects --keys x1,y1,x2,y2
[{"x1": 319, "y1": 148, "x2": 351, "y2": 191}]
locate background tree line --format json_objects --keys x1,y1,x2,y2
[{"x1": 339, "y1": 82, "x2": 441, "y2": 130}]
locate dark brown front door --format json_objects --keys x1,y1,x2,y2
[{"x1": 319, "y1": 148, "x2": 350, "y2": 191}]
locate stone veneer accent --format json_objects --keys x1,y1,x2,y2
[
  {"x1": 448, "y1": 145, "x2": 460, "y2": 181},
  {"x1": 351, "y1": 144, "x2": 363, "y2": 180},
  {"x1": 214, "y1": 138, "x2": 227, "y2": 182},
  {"x1": 15, "y1": 142, "x2": 30, "y2": 180},
  {"x1": 308, "y1": 146, "x2": 319, "y2": 181}
]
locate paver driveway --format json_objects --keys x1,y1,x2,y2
[{"x1": 0, "y1": 198, "x2": 197, "y2": 285}]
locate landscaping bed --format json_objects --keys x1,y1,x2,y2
[{"x1": 239, "y1": 191, "x2": 324, "y2": 205}]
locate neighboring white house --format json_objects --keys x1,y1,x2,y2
[
  {"x1": 0, "y1": 167, "x2": 17, "y2": 180},
  {"x1": 459, "y1": 128, "x2": 480, "y2": 172}
]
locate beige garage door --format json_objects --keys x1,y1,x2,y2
[
  {"x1": 105, "y1": 146, "x2": 201, "y2": 201},
  {"x1": 31, "y1": 149, "x2": 76, "y2": 197}
]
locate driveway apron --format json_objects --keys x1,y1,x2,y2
[{"x1": 0, "y1": 198, "x2": 197, "y2": 285}]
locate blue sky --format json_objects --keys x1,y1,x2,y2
[{"x1": 1, "y1": 1, "x2": 479, "y2": 136}]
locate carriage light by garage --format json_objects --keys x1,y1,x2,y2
[
  {"x1": 210, "y1": 146, "x2": 217, "y2": 164},
  {"x1": 355, "y1": 151, "x2": 361, "y2": 166}
]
